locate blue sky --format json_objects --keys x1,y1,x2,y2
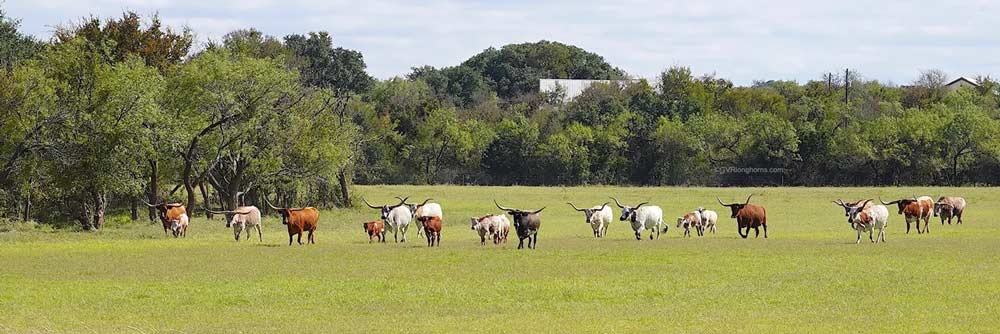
[{"x1": 6, "y1": 0, "x2": 999, "y2": 85}]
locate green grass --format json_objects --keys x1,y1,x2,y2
[{"x1": 1, "y1": 186, "x2": 998, "y2": 333}]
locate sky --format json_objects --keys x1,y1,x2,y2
[{"x1": 6, "y1": 0, "x2": 999, "y2": 85}]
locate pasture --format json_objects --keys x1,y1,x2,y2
[{"x1": 1, "y1": 186, "x2": 998, "y2": 333}]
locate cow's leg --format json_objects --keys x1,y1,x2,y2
[
  {"x1": 957, "y1": 210, "x2": 963, "y2": 224},
  {"x1": 288, "y1": 234, "x2": 293, "y2": 246},
  {"x1": 297, "y1": 231, "x2": 303, "y2": 245},
  {"x1": 906, "y1": 219, "x2": 912, "y2": 234},
  {"x1": 856, "y1": 228, "x2": 862, "y2": 244},
  {"x1": 401, "y1": 225, "x2": 407, "y2": 243},
  {"x1": 255, "y1": 225, "x2": 262, "y2": 242},
  {"x1": 234, "y1": 227, "x2": 240, "y2": 242},
  {"x1": 480, "y1": 235, "x2": 486, "y2": 246},
  {"x1": 517, "y1": 237, "x2": 524, "y2": 249},
  {"x1": 394, "y1": 229, "x2": 399, "y2": 243},
  {"x1": 635, "y1": 230, "x2": 641, "y2": 240},
  {"x1": 924, "y1": 217, "x2": 930, "y2": 234},
  {"x1": 531, "y1": 233, "x2": 537, "y2": 249}
]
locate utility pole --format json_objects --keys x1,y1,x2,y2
[{"x1": 844, "y1": 68, "x2": 850, "y2": 105}]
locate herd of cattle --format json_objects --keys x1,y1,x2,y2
[{"x1": 142, "y1": 194, "x2": 968, "y2": 247}]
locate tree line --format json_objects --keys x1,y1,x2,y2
[{"x1": 1, "y1": 10, "x2": 999, "y2": 228}]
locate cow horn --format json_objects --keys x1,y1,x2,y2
[
  {"x1": 389, "y1": 196, "x2": 409, "y2": 209},
  {"x1": 567, "y1": 202, "x2": 586, "y2": 211},
  {"x1": 394, "y1": 196, "x2": 414, "y2": 205},
  {"x1": 717, "y1": 197, "x2": 732, "y2": 207},
  {"x1": 879, "y1": 197, "x2": 896, "y2": 205},
  {"x1": 494, "y1": 200, "x2": 515, "y2": 212},
  {"x1": 610, "y1": 197, "x2": 625, "y2": 208},
  {"x1": 264, "y1": 196, "x2": 283, "y2": 210},
  {"x1": 531, "y1": 207, "x2": 546, "y2": 214},
  {"x1": 361, "y1": 198, "x2": 381, "y2": 209},
  {"x1": 743, "y1": 194, "x2": 753, "y2": 205},
  {"x1": 859, "y1": 199, "x2": 873, "y2": 208},
  {"x1": 833, "y1": 199, "x2": 847, "y2": 208},
  {"x1": 912, "y1": 194, "x2": 919, "y2": 201},
  {"x1": 599, "y1": 202, "x2": 609, "y2": 211},
  {"x1": 634, "y1": 202, "x2": 649, "y2": 209},
  {"x1": 418, "y1": 198, "x2": 432, "y2": 207},
  {"x1": 204, "y1": 207, "x2": 234, "y2": 214}
]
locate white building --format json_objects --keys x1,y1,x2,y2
[{"x1": 539, "y1": 79, "x2": 637, "y2": 102}]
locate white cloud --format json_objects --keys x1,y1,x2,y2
[{"x1": 8, "y1": 0, "x2": 1000, "y2": 84}]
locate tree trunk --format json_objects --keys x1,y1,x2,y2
[
  {"x1": 79, "y1": 197, "x2": 92, "y2": 230},
  {"x1": 21, "y1": 188, "x2": 30, "y2": 222},
  {"x1": 91, "y1": 190, "x2": 106, "y2": 230},
  {"x1": 147, "y1": 159, "x2": 158, "y2": 222},
  {"x1": 338, "y1": 167, "x2": 351, "y2": 207},
  {"x1": 199, "y1": 181, "x2": 213, "y2": 219},
  {"x1": 184, "y1": 170, "x2": 197, "y2": 218},
  {"x1": 130, "y1": 197, "x2": 139, "y2": 221}
]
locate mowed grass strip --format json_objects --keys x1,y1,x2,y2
[{"x1": 0, "y1": 186, "x2": 998, "y2": 333}]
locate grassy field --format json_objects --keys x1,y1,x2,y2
[{"x1": 1, "y1": 186, "x2": 998, "y2": 333}]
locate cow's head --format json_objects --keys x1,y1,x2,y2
[
  {"x1": 363, "y1": 197, "x2": 408, "y2": 221},
  {"x1": 933, "y1": 201, "x2": 953, "y2": 217},
  {"x1": 717, "y1": 194, "x2": 754, "y2": 219},
  {"x1": 611, "y1": 197, "x2": 647, "y2": 222},
  {"x1": 264, "y1": 197, "x2": 307, "y2": 225},
  {"x1": 835, "y1": 199, "x2": 872, "y2": 224},
  {"x1": 880, "y1": 195, "x2": 918, "y2": 215},
  {"x1": 495, "y1": 200, "x2": 544, "y2": 228},
  {"x1": 567, "y1": 202, "x2": 608, "y2": 224}
]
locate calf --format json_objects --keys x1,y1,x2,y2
[
  {"x1": 266, "y1": 198, "x2": 320, "y2": 245},
  {"x1": 363, "y1": 220, "x2": 385, "y2": 243},
  {"x1": 696, "y1": 207, "x2": 718, "y2": 234},
  {"x1": 170, "y1": 213, "x2": 189, "y2": 238},
  {"x1": 718, "y1": 194, "x2": 767, "y2": 239},
  {"x1": 470, "y1": 215, "x2": 509, "y2": 245},
  {"x1": 934, "y1": 196, "x2": 967, "y2": 225},
  {"x1": 676, "y1": 211, "x2": 704, "y2": 237},
  {"x1": 418, "y1": 216, "x2": 442, "y2": 247},
  {"x1": 495, "y1": 200, "x2": 544, "y2": 249},
  {"x1": 881, "y1": 195, "x2": 932, "y2": 234}
]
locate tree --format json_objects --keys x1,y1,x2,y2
[
  {"x1": 462, "y1": 40, "x2": 624, "y2": 99},
  {"x1": 38, "y1": 39, "x2": 164, "y2": 229},
  {"x1": 54, "y1": 11, "x2": 191, "y2": 74},
  {"x1": 285, "y1": 31, "x2": 374, "y2": 95},
  {"x1": 0, "y1": 8, "x2": 43, "y2": 70}
]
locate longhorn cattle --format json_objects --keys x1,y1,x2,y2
[
  {"x1": 144, "y1": 201, "x2": 187, "y2": 236},
  {"x1": 881, "y1": 195, "x2": 932, "y2": 234},
  {"x1": 207, "y1": 206, "x2": 263, "y2": 242},
  {"x1": 495, "y1": 200, "x2": 544, "y2": 249},
  {"x1": 835, "y1": 199, "x2": 889, "y2": 244},
  {"x1": 265, "y1": 198, "x2": 320, "y2": 245},
  {"x1": 567, "y1": 202, "x2": 613, "y2": 238},
  {"x1": 363, "y1": 197, "x2": 412, "y2": 243},
  {"x1": 397, "y1": 197, "x2": 443, "y2": 237},
  {"x1": 418, "y1": 216, "x2": 442, "y2": 247},
  {"x1": 718, "y1": 195, "x2": 767, "y2": 239},
  {"x1": 833, "y1": 199, "x2": 874, "y2": 229},
  {"x1": 363, "y1": 220, "x2": 386, "y2": 243},
  {"x1": 934, "y1": 196, "x2": 967, "y2": 225},
  {"x1": 696, "y1": 207, "x2": 718, "y2": 234},
  {"x1": 612, "y1": 197, "x2": 664, "y2": 240}
]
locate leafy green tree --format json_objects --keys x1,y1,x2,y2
[
  {"x1": 39, "y1": 39, "x2": 164, "y2": 229},
  {"x1": 285, "y1": 32, "x2": 374, "y2": 95},
  {"x1": 0, "y1": 8, "x2": 43, "y2": 70},
  {"x1": 483, "y1": 115, "x2": 540, "y2": 185},
  {"x1": 462, "y1": 40, "x2": 624, "y2": 99}
]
